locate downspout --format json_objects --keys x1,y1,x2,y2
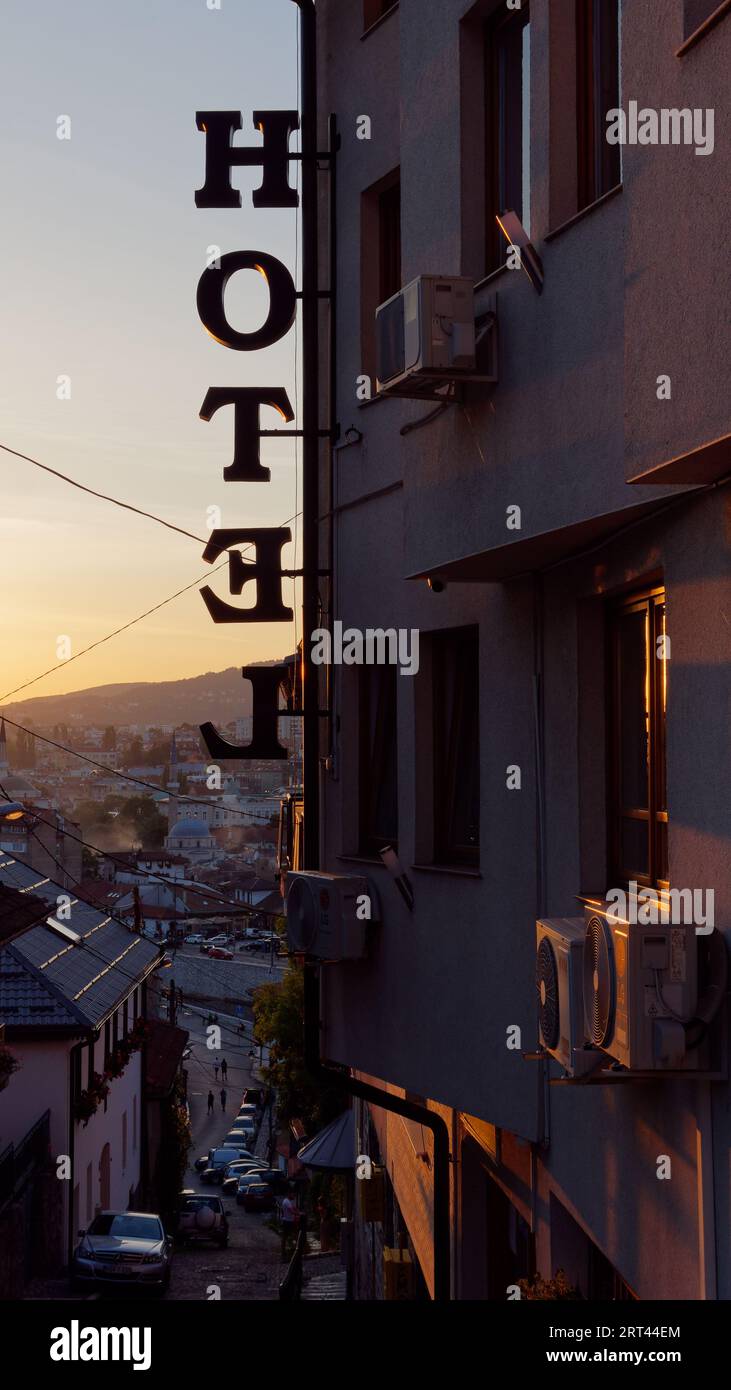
[
  {"x1": 303, "y1": 964, "x2": 452, "y2": 1301},
  {"x1": 67, "y1": 1037, "x2": 88, "y2": 1265}
]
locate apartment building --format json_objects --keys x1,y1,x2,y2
[{"x1": 311, "y1": 0, "x2": 731, "y2": 1299}]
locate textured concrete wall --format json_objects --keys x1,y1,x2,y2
[{"x1": 317, "y1": 0, "x2": 731, "y2": 1298}]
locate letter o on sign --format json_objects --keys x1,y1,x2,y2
[{"x1": 196, "y1": 250, "x2": 296, "y2": 351}]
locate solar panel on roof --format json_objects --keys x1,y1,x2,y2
[{"x1": 46, "y1": 917, "x2": 82, "y2": 945}]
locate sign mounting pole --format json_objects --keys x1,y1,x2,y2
[{"x1": 294, "y1": 0, "x2": 320, "y2": 872}]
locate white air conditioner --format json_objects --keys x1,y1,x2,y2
[
  {"x1": 376, "y1": 275, "x2": 496, "y2": 399},
  {"x1": 583, "y1": 902, "x2": 698, "y2": 1071},
  {"x1": 285, "y1": 870, "x2": 371, "y2": 961},
  {"x1": 536, "y1": 918, "x2": 595, "y2": 1076}
]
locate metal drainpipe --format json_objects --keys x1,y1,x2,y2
[
  {"x1": 67, "y1": 1038, "x2": 87, "y2": 1265},
  {"x1": 303, "y1": 964, "x2": 452, "y2": 1301}
]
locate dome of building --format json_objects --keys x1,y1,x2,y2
[{"x1": 169, "y1": 817, "x2": 209, "y2": 838}]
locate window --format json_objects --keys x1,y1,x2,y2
[
  {"x1": 607, "y1": 586, "x2": 668, "y2": 890},
  {"x1": 104, "y1": 1019, "x2": 112, "y2": 1068},
  {"x1": 133, "y1": 1095, "x2": 138, "y2": 1152},
  {"x1": 364, "y1": 0, "x2": 397, "y2": 30},
  {"x1": 122, "y1": 1112, "x2": 128, "y2": 1172},
  {"x1": 122, "y1": 998, "x2": 129, "y2": 1038},
  {"x1": 576, "y1": 0, "x2": 621, "y2": 211},
  {"x1": 485, "y1": 3, "x2": 531, "y2": 272},
  {"x1": 359, "y1": 665, "x2": 398, "y2": 855},
  {"x1": 433, "y1": 628, "x2": 480, "y2": 867},
  {"x1": 361, "y1": 168, "x2": 401, "y2": 379}
]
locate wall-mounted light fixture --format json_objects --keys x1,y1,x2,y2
[{"x1": 496, "y1": 211, "x2": 544, "y2": 295}]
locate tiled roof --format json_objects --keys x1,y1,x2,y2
[{"x1": 0, "y1": 852, "x2": 162, "y2": 1032}]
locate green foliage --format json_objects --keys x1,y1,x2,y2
[
  {"x1": 518, "y1": 1269, "x2": 582, "y2": 1301},
  {"x1": 102, "y1": 727, "x2": 116, "y2": 750},
  {"x1": 154, "y1": 1076, "x2": 191, "y2": 1219},
  {"x1": 252, "y1": 963, "x2": 343, "y2": 1135}
]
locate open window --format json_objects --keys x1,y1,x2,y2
[{"x1": 607, "y1": 585, "x2": 668, "y2": 891}]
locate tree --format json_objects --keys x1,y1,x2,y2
[
  {"x1": 253, "y1": 963, "x2": 343, "y2": 1135},
  {"x1": 102, "y1": 726, "x2": 116, "y2": 750},
  {"x1": 127, "y1": 737, "x2": 144, "y2": 765}
]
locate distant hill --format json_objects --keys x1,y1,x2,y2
[{"x1": 4, "y1": 662, "x2": 289, "y2": 730}]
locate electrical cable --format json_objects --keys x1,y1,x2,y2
[
  {"x1": 0, "y1": 508, "x2": 302, "y2": 705},
  {"x1": 0, "y1": 792, "x2": 282, "y2": 918},
  {"x1": 0, "y1": 714, "x2": 279, "y2": 822}
]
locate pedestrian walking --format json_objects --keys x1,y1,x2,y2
[
  {"x1": 220, "y1": 1087, "x2": 227, "y2": 1113},
  {"x1": 207, "y1": 1091, "x2": 214, "y2": 1115},
  {"x1": 221, "y1": 1057, "x2": 228, "y2": 1080},
  {"x1": 213, "y1": 1057, "x2": 220, "y2": 1081}
]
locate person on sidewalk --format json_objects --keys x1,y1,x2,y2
[
  {"x1": 213, "y1": 1058, "x2": 220, "y2": 1081},
  {"x1": 280, "y1": 1193, "x2": 298, "y2": 1259},
  {"x1": 220, "y1": 1087, "x2": 227, "y2": 1112},
  {"x1": 207, "y1": 1091, "x2": 214, "y2": 1115},
  {"x1": 220, "y1": 1057, "x2": 228, "y2": 1081}
]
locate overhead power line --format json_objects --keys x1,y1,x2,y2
[
  {"x1": 0, "y1": 506, "x2": 302, "y2": 706},
  {"x1": 0, "y1": 788, "x2": 282, "y2": 918},
  {"x1": 0, "y1": 714, "x2": 281, "y2": 823}
]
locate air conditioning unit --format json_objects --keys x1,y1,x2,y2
[
  {"x1": 285, "y1": 870, "x2": 371, "y2": 961},
  {"x1": 536, "y1": 918, "x2": 595, "y2": 1076},
  {"x1": 376, "y1": 275, "x2": 497, "y2": 399},
  {"x1": 583, "y1": 902, "x2": 698, "y2": 1071}
]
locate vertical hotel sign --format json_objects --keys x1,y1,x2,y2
[{"x1": 193, "y1": 0, "x2": 322, "y2": 869}]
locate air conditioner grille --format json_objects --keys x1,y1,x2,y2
[
  {"x1": 584, "y1": 914, "x2": 615, "y2": 1046},
  {"x1": 536, "y1": 936, "x2": 559, "y2": 1050}
]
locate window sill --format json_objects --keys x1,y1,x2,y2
[
  {"x1": 677, "y1": 0, "x2": 731, "y2": 55},
  {"x1": 412, "y1": 862, "x2": 482, "y2": 879},
  {"x1": 474, "y1": 262, "x2": 509, "y2": 295},
  {"x1": 361, "y1": 4, "x2": 399, "y2": 41},
  {"x1": 337, "y1": 853, "x2": 392, "y2": 867},
  {"x1": 545, "y1": 184, "x2": 623, "y2": 244}
]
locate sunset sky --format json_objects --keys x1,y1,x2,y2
[{"x1": 0, "y1": 0, "x2": 300, "y2": 705}]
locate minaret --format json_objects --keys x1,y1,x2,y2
[
  {"x1": 166, "y1": 729, "x2": 180, "y2": 828},
  {"x1": 0, "y1": 716, "x2": 8, "y2": 777}
]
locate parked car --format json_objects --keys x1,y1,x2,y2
[
  {"x1": 225, "y1": 1129, "x2": 255, "y2": 1148},
  {"x1": 242, "y1": 1088, "x2": 264, "y2": 1108},
  {"x1": 241, "y1": 1167, "x2": 287, "y2": 1194},
  {"x1": 208, "y1": 946, "x2": 234, "y2": 960},
  {"x1": 240, "y1": 1182, "x2": 276, "y2": 1213},
  {"x1": 236, "y1": 1104, "x2": 257, "y2": 1118},
  {"x1": 235, "y1": 1174, "x2": 273, "y2": 1204},
  {"x1": 184, "y1": 934, "x2": 205, "y2": 946},
  {"x1": 174, "y1": 1194, "x2": 228, "y2": 1248},
  {"x1": 200, "y1": 1147, "x2": 254, "y2": 1182},
  {"x1": 71, "y1": 1211, "x2": 173, "y2": 1295},
  {"x1": 226, "y1": 1126, "x2": 256, "y2": 1144},
  {"x1": 221, "y1": 1164, "x2": 267, "y2": 1195}
]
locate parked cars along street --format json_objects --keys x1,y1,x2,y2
[
  {"x1": 71, "y1": 1212, "x2": 173, "y2": 1295},
  {"x1": 174, "y1": 1194, "x2": 229, "y2": 1248}
]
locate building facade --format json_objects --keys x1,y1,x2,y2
[{"x1": 313, "y1": 0, "x2": 731, "y2": 1299}]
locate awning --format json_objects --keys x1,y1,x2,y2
[
  {"x1": 407, "y1": 495, "x2": 686, "y2": 584},
  {"x1": 296, "y1": 1110, "x2": 355, "y2": 1172}
]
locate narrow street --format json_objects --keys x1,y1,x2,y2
[{"x1": 168, "y1": 1010, "x2": 287, "y2": 1301}]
